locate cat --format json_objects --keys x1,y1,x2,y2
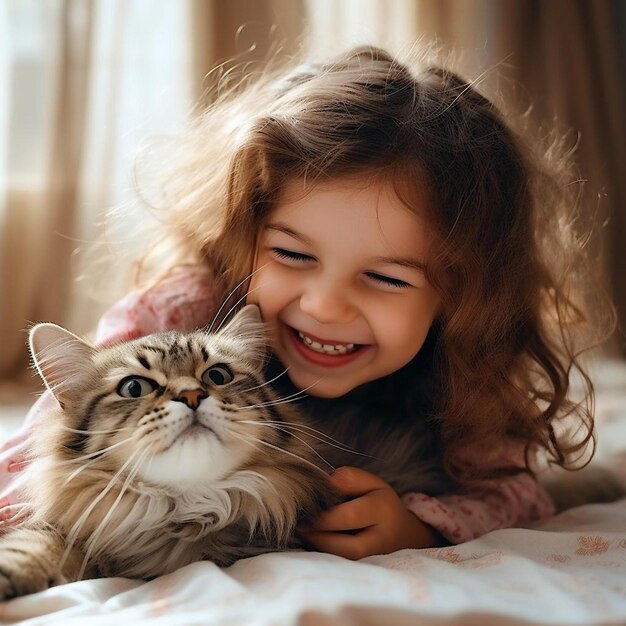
[
  {"x1": 0, "y1": 305, "x2": 339, "y2": 598},
  {"x1": 0, "y1": 304, "x2": 453, "y2": 599}
]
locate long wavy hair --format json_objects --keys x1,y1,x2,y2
[{"x1": 136, "y1": 45, "x2": 616, "y2": 484}]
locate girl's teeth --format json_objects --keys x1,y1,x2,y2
[{"x1": 297, "y1": 331, "x2": 356, "y2": 355}]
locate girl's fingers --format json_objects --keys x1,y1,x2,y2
[
  {"x1": 307, "y1": 496, "x2": 377, "y2": 532},
  {"x1": 300, "y1": 527, "x2": 379, "y2": 561},
  {"x1": 329, "y1": 466, "x2": 390, "y2": 497}
]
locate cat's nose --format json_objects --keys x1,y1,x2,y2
[{"x1": 175, "y1": 388, "x2": 207, "y2": 410}]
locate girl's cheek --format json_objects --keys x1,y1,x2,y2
[{"x1": 249, "y1": 264, "x2": 292, "y2": 311}]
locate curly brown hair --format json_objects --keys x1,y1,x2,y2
[{"x1": 142, "y1": 45, "x2": 616, "y2": 484}]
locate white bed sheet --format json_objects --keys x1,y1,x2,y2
[
  {"x1": 1, "y1": 360, "x2": 625, "y2": 626},
  {"x1": 2, "y1": 502, "x2": 626, "y2": 626}
]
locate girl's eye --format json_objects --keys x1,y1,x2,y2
[
  {"x1": 365, "y1": 272, "x2": 412, "y2": 289},
  {"x1": 202, "y1": 364, "x2": 234, "y2": 386},
  {"x1": 118, "y1": 376, "x2": 158, "y2": 398},
  {"x1": 271, "y1": 248, "x2": 314, "y2": 262}
]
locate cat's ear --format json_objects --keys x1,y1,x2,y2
[
  {"x1": 29, "y1": 323, "x2": 96, "y2": 408},
  {"x1": 219, "y1": 304, "x2": 268, "y2": 360}
]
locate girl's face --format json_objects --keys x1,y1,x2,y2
[{"x1": 246, "y1": 178, "x2": 440, "y2": 398}]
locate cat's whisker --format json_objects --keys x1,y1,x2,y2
[
  {"x1": 61, "y1": 447, "x2": 143, "y2": 573},
  {"x1": 236, "y1": 421, "x2": 336, "y2": 471},
  {"x1": 241, "y1": 419, "x2": 342, "y2": 444},
  {"x1": 235, "y1": 378, "x2": 323, "y2": 411},
  {"x1": 239, "y1": 366, "x2": 290, "y2": 393},
  {"x1": 229, "y1": 430, "x2": 331, "y2": 477},
  {"x1": 242, "y1": 419, "x2": 343, "y2": 442},
  {"x1": 214, "y1": 278, "x2": 279, "y2": 334},
  {"x1": 61, "y1": 441, "x2": 136, "y2": 486},
  {"x1": 58, "y1": 425, "x2": 133, "y2": 436},
  {"x1": 62, "y1": 449, "x2": 123, "y2": 486},
  {"x1": 60, "y1": 434, "x2": 138, "y2": 484},
  {"x1": 236, "y1": 390, "x2": 314, "y2": 410},
  {"x1": 79, "y1": 447, "x2": 150, "y2": 579},
  {"x1": 206, "y1": 262, "x2": 271, "y2": 333},
  {"x1": 62, "y1": 458, "x2": 99, "y2": 486},
  {"x1": 59, "y1": 436, "x2": 137, "y2": 465},
  {"x1": 237, "y1": 419, "x2": 380, "y2": 460},
  {"x1": 236, "y1": 395, "x2": 307, "y2": 411}
]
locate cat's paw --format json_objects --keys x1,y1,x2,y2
[{"x1": 0, "y1": 546, "x2": 64, "y2": 600}]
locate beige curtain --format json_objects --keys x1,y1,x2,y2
[
  {"x1": 190, "y1": 0, "x2": 305, "y2": 105},
  {"x1": 0, "y1": 0, "x2": 195, "y2": 388},
  {"x1": 1, "y1": 0, "x2": 623, "y2": 392},
  {"x1": 0, "y1": 0, "x2": 94, "y2": 386}
]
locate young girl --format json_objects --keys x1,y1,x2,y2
[{"x1": 0, "y1": 45, "x2": 615, "y2": 559}]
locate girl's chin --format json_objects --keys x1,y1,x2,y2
[
  {"x1": 290, "y1": 377, "x2": 354, "y2": 398},
  {"x1": 282, "y1": 363, "x2": 369, "y2": 398}
]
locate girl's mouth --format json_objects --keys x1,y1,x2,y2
[
  {"x1": 296, "y1": 330, "x2": 358, "y2": 355},
  {"x1": 285, "y1": 325, "x2": 369, "y2": 367}
]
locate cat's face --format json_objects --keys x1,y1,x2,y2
[{"x1": 29, "y1": 306, "x2": 288, "y2": 489}]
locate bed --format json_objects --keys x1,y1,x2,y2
[{"x1": 1, "y1": 359, "x2": 625, "y2": 626}]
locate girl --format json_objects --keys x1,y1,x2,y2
[{"x1": 0, "y1": 45, "x2": 615, "y2": 559}]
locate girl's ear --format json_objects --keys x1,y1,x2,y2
[
  {"x1": 29, "y1": 323, "x2": 96, "y2": 408},
  {"x1": 218, "y1": 304, "x2": 268, "y2": 362}
]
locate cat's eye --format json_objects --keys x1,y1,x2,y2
[
  {"x1": 117, "y1": 376, "x2": 158, "y2": 398},
  {"x1": 201, "y1": 364, "x2": 234, "y2": 386}
]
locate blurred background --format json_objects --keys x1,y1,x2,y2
[{"x1": 0, "y1": 0, "x2": 625, "y2": 431}]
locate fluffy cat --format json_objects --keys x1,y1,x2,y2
[
  {"x1": 0, "y1": 306, "x2": 338, "y2": 597},
  {"x1": 0, "y1": 304, "x2": 453, "y2": 599}
]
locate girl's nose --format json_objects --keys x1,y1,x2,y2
[{"x1": 299, "y1": 281, "x2": 358, "y2": 325}]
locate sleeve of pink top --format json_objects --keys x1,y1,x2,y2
[
  {"x1": 401, "y1": 445, "x2": 556, "y2": 544},
  {"x1": 0, "y1": 264, "x2": 217, "y2": 524},
  {"x1": 92, "y1": 264, "x2": 218, "y2": 346}
]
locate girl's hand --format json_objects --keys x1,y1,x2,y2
[{"x1": 298, "y1": 466, "x2": 445, "y2": 560}]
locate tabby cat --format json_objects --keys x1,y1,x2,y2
[{"x1": 0, "y1": 304, "x2": 452, "y2": 599}]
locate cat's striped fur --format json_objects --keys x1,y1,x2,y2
[{"x1": 0, "y1": 305, "x2": 339, "y2": 598}]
